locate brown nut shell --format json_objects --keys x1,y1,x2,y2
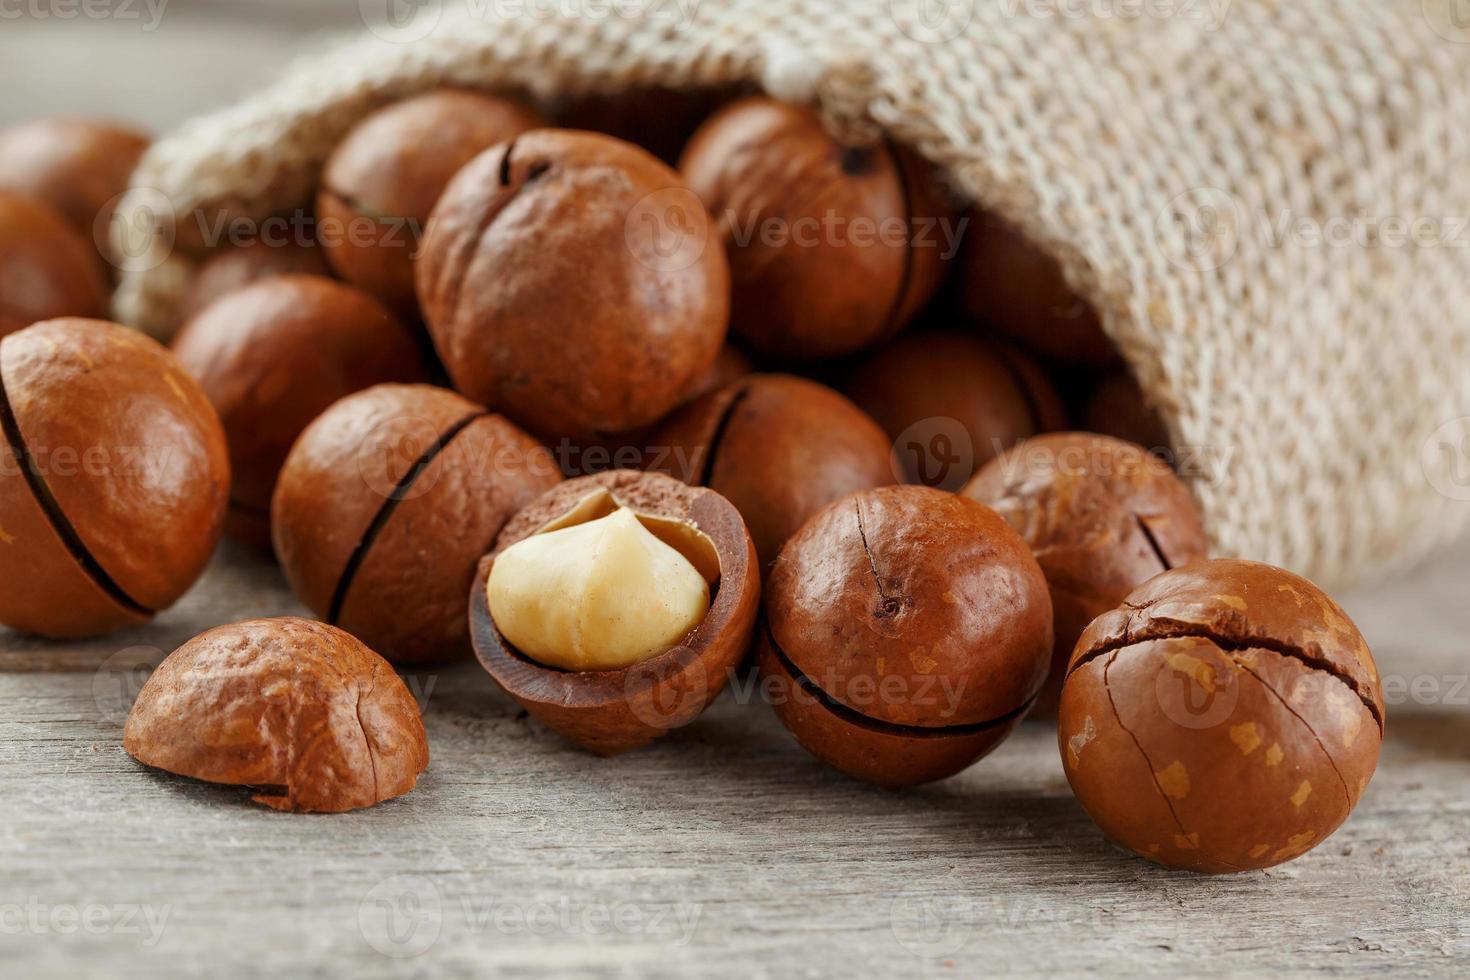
[
  {"x1": 0, "y1": 319, "x2": 229, "y2": 637},
  {"x1": 172, "y1": 275, "x2": 425, "y2": 546},
  {"x1": 272, "y1": 383, "x2": 560, "y2": 663},
  {"x1": 756, "y1": 633, "x2": 1027, "y2": 788},
  {"x1": 650, "y1": 374, "x2": 897, "y2": 569},
  {"x1": 0, "y1": 118, "x2": 149, "y2": 257},
  {"x1": 1058, "y1": 559, "x2": 1383, "y2": 873},
  {"x1": 679, "y1": 97, "x2": 953, "y2": 359},
  {"x1": 318, "y1": 90, "x2": 544, "y2": 313},
  {"x1": 470, "y1": 470, "x2": 760, "y2": 756},
  {"x1": 176, "y1": 235, "x2": 332, "y2": 326},
  {"x1": 962, "y1": 432, "x2": 1208, "y2": 714},
  {"x1": 959, "y1": 214, "x2": 1119, "y2": 367},
  {"x1": 846, "y1": 329, "x2": 1065, "y2": 490},
  {"x1": 761, "y1": 486, "x2": 1053, "y2": 786},
  {"x1": 123, "y1": 617, "x2": 428, "y2": 813},
  {"x1": 0, "y1": 192, "x2": 108, "y2": 331},
  {"x1": 417, "y1": 129, "x2": 729, "y2": 438}
]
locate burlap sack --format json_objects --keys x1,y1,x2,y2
[{"x1": 111, "y1": 0, "x2": 1470, "y2": 590}]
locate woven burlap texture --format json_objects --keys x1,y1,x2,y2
[{"x1": 112, "y1": 0, "x2": 1470, "y2": 590}]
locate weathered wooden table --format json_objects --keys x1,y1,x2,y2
[{"x1": 2, "y1": 532, "x2": 1467, "y2": 978}]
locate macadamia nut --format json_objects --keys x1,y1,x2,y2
[
  {"x1": 1059, "y1": 559, "x2": 1384, "y2": 873},
  {"x1": 488, "y1": 506, "x2": 712, "y2": 671}
]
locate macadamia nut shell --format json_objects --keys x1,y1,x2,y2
[
  {"x1": 124, "y1": 617, "x2": 428, "y2": 813},
  {"x1": 1058, "y1": 559, "x2": 1384, "y2": 873}
]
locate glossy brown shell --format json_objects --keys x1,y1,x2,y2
[
  {"x1": 417, "y1": 129, "x2": 729, "y2": 438},
  {"x1": 761, "y1": 486, "x2": 1053, "y2": 786},
  {"x1": 963, "y1": 432, "x2": 1210, "y2": 714},
  {"x1": 176, "y1": 236, "x2": 332, "y2": 326},
  {"x1": 554, "y1": 344, "x2": 754, "y2": 479},
  {"x1": 1058, "y1": 559, "x2": 1384, "y2": 873},
  {"x1": 649, "y1": 374, "x2": 897, "y2": 569},
  {"x1": 470, "y1": 470, "x2": 760, "y2": 757},
  {"x1": 318, "y1": 89, "x2": 544, "y2": 313},
  {"x1": 172, "y1": 275, "x2": 425, "y2": 546},
  {"x1": 0, "y1": 118, "x2": 148, "y2": 243},
  {"x1": 123, "y1": 617, "x2": 428, "y2": 813},
  {"x1": 679, "y1": 96, "x2": 953, "y2": 359},
  {"x1": 0, "y1": 192, "x2": 107, "y2": 332},
  {"x1": 959, "y1": 214, "x2": 1119, "y2": 367},
  {"x1": 271, "y1": 383, "x2": 560, "y2": 663},
  {"x1": 846, "y1": 329, "x2": 1065, "y2": 489},
  {"x1": 0, "y1": 319, "x2": 229, "y2": 637}
]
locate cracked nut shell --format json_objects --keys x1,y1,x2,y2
[
  {"x1": 649, "y1": 374, "x2": 897, "y2": 569},
  {"x1": 846, "y1": 329, "x2": 1065, "y2": 490},
  {"x1": 272, "y1": 383, "x2": 560, "y2": 664},
  {"x1": 124, "y1": 617, "x2": 428, "y2": 813},
  {"x1": 0, "y1": 192, "x2": 107, "y2": 336},
  {"x1": 470, "y1": 470, "x2": 760, "y2": 756},
  {"x1": 417, "y1": 129, "x2": 729, "y2": 439},
  {"x1": 172, "y1": 275, "x2": 425, "y2": 547},
  {"x1": 0, "y1": 318, "x2": 229, "y2": 637},
  {"x1": 1058, "y1": 559, "x2": 1384, "y2": 873},
  {"x1": 759, "y1": 485, "x2": 1053, "y2": 786},
  {"x1": 959, "y1": 214, "x2": 1119, "y2": 367},
  {"x1": 318, "y1": 89, "x2": 544, "y2": 313},
  {"x1": 679, "y1": 96, "x2": 954, "y2": 359},
  {"x1": 962, "y1": 433, "x2": 1208, "y2": 714}
]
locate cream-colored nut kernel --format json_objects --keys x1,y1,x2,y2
[{"x1": 487, "y1": 507, "x2": 711, "y2": 671}]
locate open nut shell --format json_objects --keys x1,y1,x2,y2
[{"x1": 469, "y1": 470, "x2": 759, "y2": 756}]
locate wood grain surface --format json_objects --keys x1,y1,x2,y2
[{"x1": 1, "y1": 532, "x2": 1467, "y2": 978}]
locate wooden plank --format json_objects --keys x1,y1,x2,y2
[{"x1": 1, "y1": 535, "x2": 1468, "y2": 977}]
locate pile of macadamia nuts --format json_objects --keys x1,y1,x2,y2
[{"x1": 0, "y1": 92, "x2": 1382, "y2": 873}]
